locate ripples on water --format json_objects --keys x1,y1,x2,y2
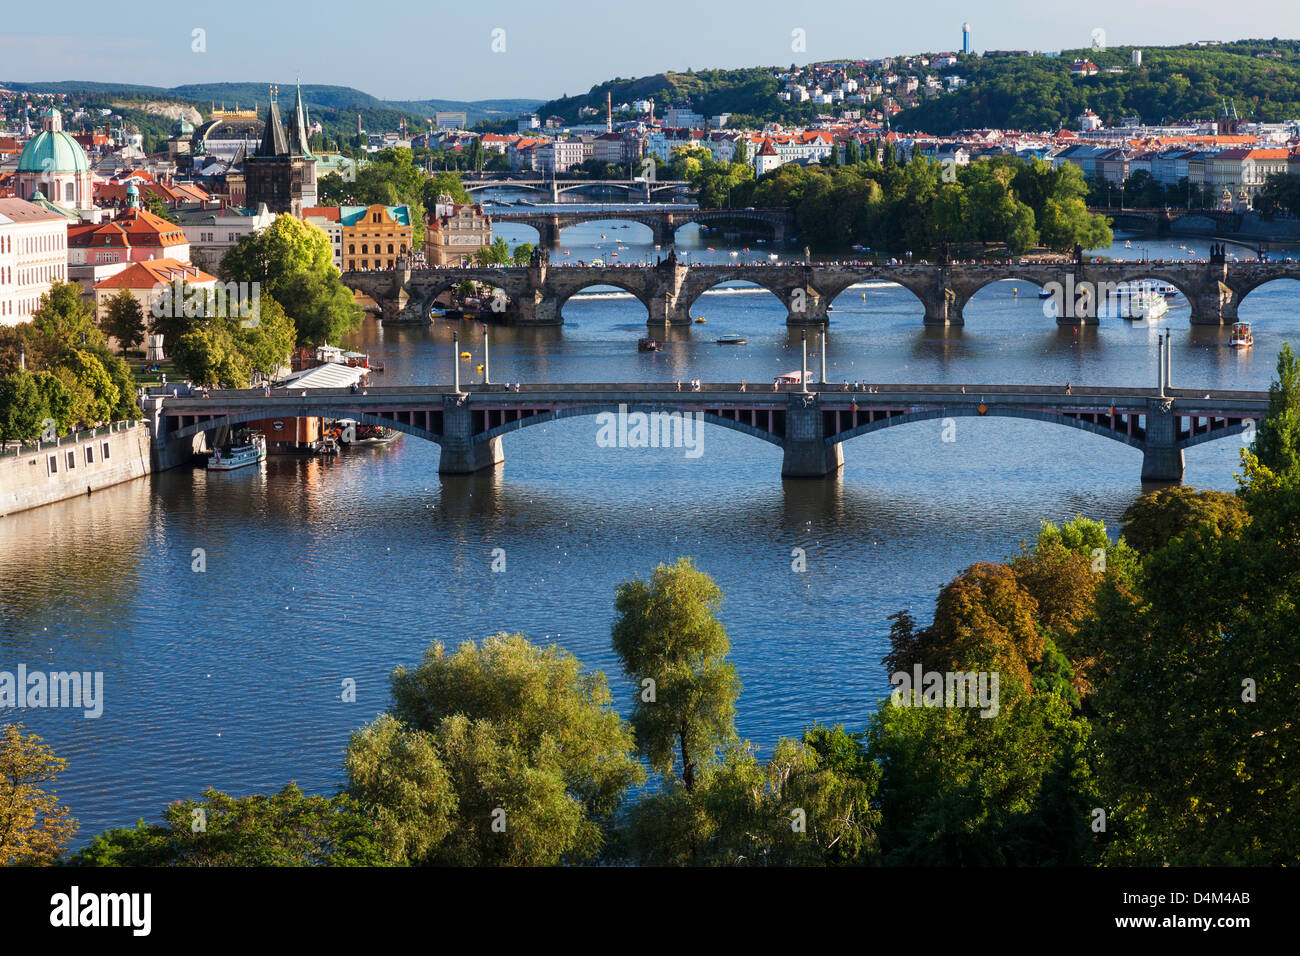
[{"x1": 0, "y1": 222, "x2": 1287, "y2": 842}]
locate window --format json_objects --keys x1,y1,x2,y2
[
  {"x1": 48, "y1": 455, "x2": 57, "y2": 474},
  {"x1": 66, "y1": 450, "x2": 76, "y2": 469},
  {"x1": 85, "y1": 445, "x2": 94, "y2": 464},
  {"x1": 102, "y1": 442, "x2": 110, "y2": 460}
]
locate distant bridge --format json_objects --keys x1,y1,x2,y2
[
  {"x1": 461, "y1": 177, "x2": 692, "y2": 202},
  {"x1": 343, "y1": 255, "x2": 1300, "y2": 327},
  {"x1": 147, "y1": 380, "x2": 1266, "y2": 483},
  {"x1": 489, "y1": 206, "x2": 795, "y2": 248}
]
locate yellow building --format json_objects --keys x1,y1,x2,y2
[{"x1": 341, "y1": 204, "x2": 412, "y2": 271}]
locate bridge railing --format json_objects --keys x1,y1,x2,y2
[{"x1": 158, "y1": 382, "x2": 1269, "y2": 405}]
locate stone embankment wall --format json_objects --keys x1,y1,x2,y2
[{"x1": 0, "y1": 423, "x2": 151, "y2": 518}]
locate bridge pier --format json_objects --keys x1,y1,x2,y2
[
  {"x1": 647, "y1": 294, "x2": 692, "y2": 326},
  {"x1": 781, "y1": 396, "x2": 844, "y2": 478},
  {"x1": 1141, "y1": 398, "x2": 1185, "y2": 482},
  {"x1": 922, "y1": 287, "x2": 965, "y2": 327},
  {"x1": 514, "y1": 291, "x2": 562, "y2": 325},
  {"x1": 143, "y1": 396, "x2": 208, "y2": 471},
  {"x1": 439, "y1": 396, "x2": 504, "y2": 474},
  {"x1": 1189, "y1": 281, "x2": 1239, "y2": 325}
]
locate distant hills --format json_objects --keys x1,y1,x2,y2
[{"x1": 1, "y1": 80, "x2": 541, "y2": 126}]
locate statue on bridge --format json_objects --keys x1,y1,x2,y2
[{"x1": 529, "y1": 246, "x2": 549, "y2": 268}]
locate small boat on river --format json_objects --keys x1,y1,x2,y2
[{"x1": 207, "y1": 432, "x2": 266, "y2": 471}]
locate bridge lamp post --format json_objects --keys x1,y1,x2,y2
[
  {"x1": 801, "y1": 330, "x2": 809, "y2": 394},
  {"x1": 820, "y1": 331, "x2": 828, "y2": 386},
  {"x1": 453, "y1": 331, "x2": 461, "y2": 393},
  {"x1": 482, "y1": 327, "x2": 491, "y2": 385}
]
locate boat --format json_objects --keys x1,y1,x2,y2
[
  {"x1": 1038, "y1": 289, "x2": 1055, "y2": 300},
  {"x1": 716, "y1": 334, "x2": 747, "y2": 345},
  {"x1": 1230, "y1": 322, "x2": 1254, "y2": 349},
  {"x1": 1110, "y1": 282, "x2": 1170, "y2": 321},
  {"x1": 694, "y1": 316, "x2": 706, "y2": 324},
  {"x1": 207, "y1": 431, "x2": 266, "y2": 471},
  {"x1": 637, "y1": 337, "x2": 663, "y2": 352},
  {"x1": 773, "y1": 370, "x2": 807, "y2": 386}
]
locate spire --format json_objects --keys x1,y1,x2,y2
[
  {"x1": 256, "y1": 86, "x2": 289, "y2": 157},
  {"x1": 287, "y1": 76, "x2": 313, "y2": 157}
]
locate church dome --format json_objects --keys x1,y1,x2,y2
[{"x1": 17, "y1": 129, "x2": 90, "y2": 175}]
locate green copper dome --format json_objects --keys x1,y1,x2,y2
[{"x1": 17, "y1": 130, "x2": 90, "y2": 174}]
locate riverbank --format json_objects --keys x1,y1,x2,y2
[{"x1": 0, "y1": 422, "x2": 151, "y2": 518}]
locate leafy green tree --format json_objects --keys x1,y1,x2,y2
[
  {"x1": 169, "y1": 324, "x2": 250, "y2": 388},
  {"x1": 347, "y1": 633, "x2": 642, "y2": 866},
  {"x1": 220, "y1": 215, "x2": 362, "y2": 347},
  {"x1": 1248, "y1": 342, "x2": 1300, "y2": 475},
  {"x1": 71, "y1": 785, "x2": 388, "y2": 866},
  {"x1": 510, "y1": 242, "x2": 534, "y2": 267},
  {"x1": 0, "y1": 372, "x2": 45, "y2": 445},
  {"x1": 101, "y1": 290, "x2": 146, "y2": 352},
  {"x1": 237, "y1": 295, "x2": 297, "y2": 380},
  {"x1": 0, "y1": 723, "x2": 79, "y2": 866},
  {"x1": 52, "y1": 349, "x2": 119, "y2": 425},
  {"x1": 1120, "y1": 486, "x2": 1249, "y2": 554},
  {"x1": 30, "y1": 282, "x2": 104, "y2": 366},
  {"x1": 31, "y1": 371, "x2": 74, "y2": 435},
  {"x1": 611, "y1": 557, "x2": 741, "y2": 791}
]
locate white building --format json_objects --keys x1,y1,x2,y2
[
  {"x1": 175, "y1": 202, "x2": 275, "y2": 272},
  {"x1": 0, "y1": 198, "x2": 71, "y2": 326}
]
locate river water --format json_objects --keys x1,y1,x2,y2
[{"x1": 2, "y1": 196, "x2": 1296, "y2": 844}]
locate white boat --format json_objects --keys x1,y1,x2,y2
[
  {"x1": 1230, "y1": 322, "x2": 1253, "y2": 349},
  {"x1": 1107, "y1": 282, "x2": 1169, "y2": 321},
  {"x1": 207, "y1": 432, "x2": 267, "y2": 471}
]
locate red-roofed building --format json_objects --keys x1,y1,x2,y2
[
  {"x1": 69, "y1": 184, "x2": 190, "y2": 266},
  {"x1": 91, "y1": 258, "x2": 217, "y2": 323}
]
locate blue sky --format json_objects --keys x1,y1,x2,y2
[{"x1": 4, "y1": 0, "x2": 1300, "y2": 102}]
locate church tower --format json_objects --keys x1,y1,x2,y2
[{"x1": 244, "y1": 83, "x2": 317, "y2": 215}]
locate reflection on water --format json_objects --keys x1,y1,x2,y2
[{"x1": 0, "y1": 229, "x2": 1287, "y2": 844}]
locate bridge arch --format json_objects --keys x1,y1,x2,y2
[
  {"x1": 1234, "y1": 277, "x2": 1300, "y2": 319},
  {"x1": 828, "y1": 406, "x2": 1146, "y2": 451},
  {"x1": 167, "y1": 407, "x2": 442, "y2": 444},
  {"x1": 680, "y1": 275, "x2": 794, "y2": 320},
  {"x1": 474, "y1": 402, "x2": 785, "y2": 448},
  {"x1": 555, "y1": 278, "x2": 653, "y2": 321}
]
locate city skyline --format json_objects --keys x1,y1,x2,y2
[{"x1": 5, "y1": 0, "x2": 1300, "y2": 103}]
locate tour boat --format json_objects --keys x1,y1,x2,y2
[
  {"x1": 637, "y1": 337, "x2": 663, "y2": 352},
  {"x1": 1112, "y1": 283, "x2": 1170, "y2": 321},
  {"x1": 1230, "y1": 322, "x2": 1254, "y2": 349},
  {"x1": 774, "y1": 371, "x2": 806, "y2": 386},
  {"x1": 207, "y1": 432, "x2": 267, "y2": 471},
  {"x1": 716, "y1": 334, "x2": 747, "y2": 345}
]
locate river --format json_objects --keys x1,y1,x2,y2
[{"x1": 1, "y1": 198, "x2": 1294, "y2": 844}]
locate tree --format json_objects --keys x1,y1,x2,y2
[
  {"x1": 219, "y1": 214, "x2": 362, "y2": 347},
  {"x1": 169, "y1": 324, "x2": 250, "y2": 388},
  {"x1": 1248, "y1": 342, "x2": 1300, "y2": 476},
  {"x1": 610, "y1": 557, "x2": 741, "y2": 790},
  {"x1": 30, "y1": 282, "x2": 104, "y2": 366},
  {"x1": 0, "y1": 723, "x2": 79, "y2": 865},
  {"x1": 101, "y1": 289, "x2": 146, "y2": 352},
  {"x1": 510, "y1": 242, "x2": 534, "y2": 267},
  {"x1": 0, "y1": 372, "x2": 45, "y2": 445},
  {"x1": 237, "y1": 295, "x2": 297, "y2": 380},
  {"x1": 1120, "y1": 486, "x2": 1248, "y2": 554},
  {"x1": 347, "y1": 633, "x2": 642, "y2": 865},
  {"x1": 52, "y1": 349, "x2": 119, "y2": 426},
  {"x1": 72, "y1": 785, "x2": 387, "y2": 866}
]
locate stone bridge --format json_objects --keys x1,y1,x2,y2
[
  {"x1": 489, "y1": 206, "x2": 795, "y2": 248},
  {"x1": 342, "y1": 254, "x2": 1300, "y2": 327},
  {"x1": 462, "y1": 177, "x2": 692, "y2": 202},
  {"x1": 147, "y1": 381, "x2": 1267, "y2": 483}
]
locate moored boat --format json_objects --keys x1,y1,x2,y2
[
  {"x1": 207, "y1": 432, "x2": 267, "y2": 471},
  {"x1": 716, "y1": 334, "x2": 747, "y2": 345},
  {"x1": 637, "y1": 337, "x2": 663, "y2": 352}
]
